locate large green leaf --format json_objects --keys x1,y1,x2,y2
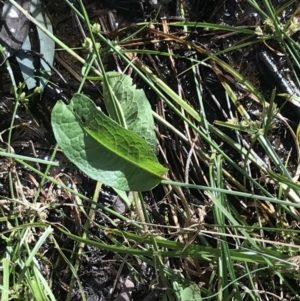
[
  {"x1": 51, "y1": 93, "x2": 167, "y2": 191},
  {"x1": 180, "y1": 283, "x2": 202, "y2": 301},
  {"x1": 103, "y1": 72, "x2": 157, "y2": 154}
]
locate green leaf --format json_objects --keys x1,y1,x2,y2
[
  {"x1": 104, "y1": 72, "x2": 157, "y2": 154},
  {"x1": 180, "y1": 283, "x2": 202, "y2": 301},
  {"x1": 51, "y1": 93, "x2": 167, "y2": 191}
]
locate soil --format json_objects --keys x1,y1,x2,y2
[{"x1": 0, "y1": 0, "x2": 300, "y2": 300}]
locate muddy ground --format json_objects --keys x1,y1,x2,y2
[{"x1": 0, "y1": 0, "x2": 300, "y2": 300}]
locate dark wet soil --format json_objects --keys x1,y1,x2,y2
[{"x1": 1, "y1": 0, "x2": 300, "y2": 300}]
